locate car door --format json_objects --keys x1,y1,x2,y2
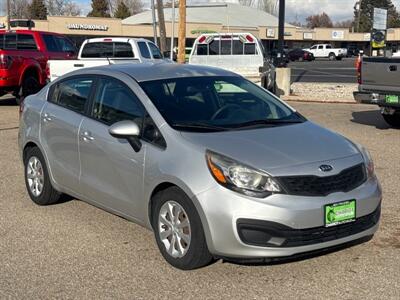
[
  {"x1": 78, "y1": 76, "x2": 147, "y2": 219},
  {"x1": 40, "y1": 76, "x2": 95, "y2": 192}
]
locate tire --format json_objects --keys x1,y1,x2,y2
[
  {"x1": 382, "y1": 113, "x2": 400, "y2": 128},
  {"x1": 328, "y1": 53, "x2": 336, "y2": 61},
  {"x1": 24, "y1": 147, "x2": 61, "y2": 205},
  {"x1": 152, "y1": 186, "x2": 214, "y2": 270},
  {"x1": 18, "y1": 75, "x2": 40, "y2": 105}
]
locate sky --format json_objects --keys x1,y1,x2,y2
[{"x1": 1, "y1": 0, "x2": 400, "y2": 23}]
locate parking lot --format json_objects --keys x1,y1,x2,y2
[
  {"x1": 290, "y1": 58, "x2": 357, "y2": 83},
  {"x1": 0, "y1": 97, "x2": 399, "y2": 299}
]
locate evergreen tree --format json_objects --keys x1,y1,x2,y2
[
  {"x1": 114, "y1": 1, "x2": 131, "y2": 19},
  {"x1": 88, "y1": 0, "x2": 111, "y2": 17},
  {"x1": 354, "y1": 0, "x2": 400, "y2": 32},
  {"x1": 28, "y1": 0, "x2": 48, "y2": 20}
]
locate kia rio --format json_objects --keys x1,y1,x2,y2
[{"x1": 18, "y1": 63, "x2": 381, "y2": 270}]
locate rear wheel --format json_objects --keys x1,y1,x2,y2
[
  {"x1": 328, "y1": 53, "x2": 336, "y2": 61},
  {"x1": 152, "y1": 187, "x2": 214, "y2": 270},
  {"x1": 24, "y1": 147, "x2": 61, "y2": 205},
  {"x1": 17, "y1": 75, "x2": 40, "y2": 105},
  {"x1": 382, "y1": 112, "x2": 400, "y2": 128}
]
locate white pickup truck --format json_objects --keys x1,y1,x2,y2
[
  {"x1": 48, "y1": 37, "x2": 167, "y2": 81},
  {"x1": 303, "y1": 44, "x2": 347, "y2": 61}
]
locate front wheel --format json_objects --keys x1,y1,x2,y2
[
  {"x1": 382, "y1": 112, "x2": 400, "y2": 127},
  {"x1": 328, "y1": 53, "x2": 336, "y2": 61},
  {"x1": 152, "y1": 187, "x2": 214, "y2": 270}
]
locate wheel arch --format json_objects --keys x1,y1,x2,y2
[{"x1": 19, "y1": 64, "x2": 42, "y2": 87}]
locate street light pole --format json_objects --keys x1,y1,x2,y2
[
  {"x1": 151, "y1": 0, "x2": 158, "y2": 45},
  {"x1": 170, "y1": 0, "x2": 175, "y2": 60},
  {"x1": 277, "y1": 0, "x2": 285, "y2": 66}
]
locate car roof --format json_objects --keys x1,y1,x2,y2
[
  {"x1": 0, "y1": 29, "x2": 61, "y2": 35},
  {"x1": 84, "y1": 62, "x2": 240, "y2": 82}
]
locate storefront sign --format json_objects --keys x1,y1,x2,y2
[
  {"x1": 332, "y1": 30, "x2": 344, "y2": 39},
  {"x1": 303, "y1": 32, "x2": 313, "y2": 40},
  {"x1": 266, "y1": 28, "x2": 275, "y2": 38},
  {"x1": 67, "y1": 24, "x2": 109, "y2": 31}
]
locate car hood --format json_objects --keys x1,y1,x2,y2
[{"x1": 180, "y1": 121, "x2": 360, "y2": 172}]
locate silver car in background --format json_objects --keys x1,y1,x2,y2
[{"x1": 19, "y1": 63, "x2": 381, "y2": 270}]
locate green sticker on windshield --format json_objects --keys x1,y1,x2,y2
[{"x1": 325, "y1": 200, "x2": 356, "y2": 227}]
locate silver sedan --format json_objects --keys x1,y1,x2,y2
[{"x1": 18, "y1": 63, "x2": 381, "y2": 270}]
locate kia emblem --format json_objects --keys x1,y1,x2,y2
[{"x1": 319, "y1": 165, "x2": 333, "y2": 172}]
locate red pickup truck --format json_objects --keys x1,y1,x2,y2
[{"x1": 0, "y1": 30, "x2": 77, "y2": 104}]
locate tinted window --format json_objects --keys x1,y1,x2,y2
[
  {"x1": 209, "y1": 40, "x2": 219, "y2": 55},
  {"x1": 0, "y1": 34, "x2": 4, "y2": 49},
  {"x1": 43, "y1": 34, "x2": 59, "y2": 52},
  {"x1": 4, "y1": 34, "x2": 16, "y2": 50},
  {"x1": 318, "y1": 45, "x2": 323, "y2": 49},
  {"x1": 17, "y1": 34, "x2": 37, "y2": 50},
  {"x1": 326, "y1": 45, "x2": 332, "y2": 49},
  {"x1": 140, "y1": 76, "x2": 302, "y2": 131},
  {"x1": 232, "y1": 40, "x2": 243, "y2": 55},
  {"x1": 138, "y1": 41, "x2": 151, "y2": 58},
  {"x1": 220, "y1": 39, "x2": 232, "y2": 55},
  {"x1": 53, "y1": 78, "x2": 93, "y2": 113},
  {"x1": 81, "y1": 42, "x2": 134, "y2": 58},
  {"x1": 55, "y1": 36, "x2": 76, "y2": 52},
  {"x1": 244, "y1": 43, "x2": 256, "y2": 55},
  {"x1": 148, "y1": 42, "x2": 162, "y2": 59},
  {"x1": 114, "y1": 43, "x2": 134, "y2": 57},
  {"x1": 196, "y1": 44, "x2": 208, "y2": 55},
  {"x1": 92, "y1": 78, "x2": 144, "y2": 126}
]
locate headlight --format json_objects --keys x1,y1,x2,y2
[
  {"x1": 356, "y1": 144, "x2": 375, "y2": 178},
  {"x1": 206, "y1": 150, "x2": 282, "y2": 198}
]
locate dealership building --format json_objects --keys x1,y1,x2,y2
[{"x1": 1, "y1": 2, "x2": 400, "y2": 51}]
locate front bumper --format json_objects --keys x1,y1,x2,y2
[
  {"x1": 195, "y1": 176, "x2": 381, "y2": 258},
  {"x1": 354, "y1": 91, "x2": 400, "y2": 107}
]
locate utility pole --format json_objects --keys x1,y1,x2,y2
[
  {"x1": 7, "y1": 0, "x2": 11, "y2": 30},
  {"x1": 156, "y1": 0, "x2": 167, "y2": 53},
  {"x1": 356, "y1": 0, "x2": 362, "y2": 32},
  {"x1": 177, "y1": 0, "x2": 186, "y2": 64},
  {"x1": 170, "y1": 0, "x2": 175, "y2": 60},
  {"x1": 277, "y1": 0, "x2": 285, "y2": 67},
  {"x1": 151, "y1": 0, "x2": 158, "y2": 45}
]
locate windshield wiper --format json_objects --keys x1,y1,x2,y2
[
  {"x1": 172, "y1": 122, "x2": 230, "y2": 132},
  {"x1": 227, "y1": 119, "x2": 304, "y2": 129}
]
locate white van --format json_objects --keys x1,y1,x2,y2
[{"x1": 189, "y1": 33, "x2": 268, "y2": 73}]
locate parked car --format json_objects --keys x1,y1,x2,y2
[
  {"x1": 189, "y1": 33, "x2": 276, "y2": 92},
  {"x1": 346, "y1": 46, "x2": 360, "y2": 57},
  {"x1": 354, "y1": 56, "x2": 400, "y2": 127},
  {"x1": 19, "y1": 63, "x2": 381, "y2": 270},
  {"x1": 287, "y1": 48, "x2": 315, "y2": 61},
  {"x1": 48, "y1": 37, "x2": 166, "y2": 82},
  {"x1": 303, "y1": 44, "x2": 347, "y2": 61},
  {"x1": 0, "y1": 29, "x2": 77, "y2": 104}
]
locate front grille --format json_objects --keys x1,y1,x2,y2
[
  {"x1": 237, "y1": 204, "x2": 380, "y2": 248},
  {"x1": 277, "y1": 164, "x2": 367, "y2": 196}
]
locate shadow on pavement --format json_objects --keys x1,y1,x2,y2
[
  {"x1": 0, "y1": 96, "x2": 17, "y2": 106},
  {"x1": 222, "y1": 235, "x2": 374, "y2": 267},
  {"x1": 351, "y1": 110, "x2": 391, "y2": 129}
]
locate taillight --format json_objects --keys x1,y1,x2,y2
[{"x1": 0, "y1": 54, "x2": 12, "y2": 69}]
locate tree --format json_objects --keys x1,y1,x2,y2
[
  {"x1": 355, "y1": 0, "x2": 400, "y2": 32},
  {"x1": 334, "y1": 19, "x2": 353, "y2": 29},
  {"x1": 87, "y1": 0, "x2": 110, "y2": 17},
  {"x1": 156, "y1": 0, "x2": 167, "y2": 52},
  {"x1": 29, "y1": 0, "x2": 48, "y2": 19},
  {"x1": 47, "y1": 0, "x2": 81, "y2": 16},
  {"x1": 239, "y1": 0, "x2": 278, "y2": 15},
  {"x1": 10, "y1": 0, "x2": 31, "y2": 19},
  {"x1": 124, "y1": 0, "x2": 144, "y2": 15},
  {"x1": 114, "y1": 0, "x2": 131, "y2": 19},
  {"x1": 306, "y1": 12, "x2": 333, "y2": 28}
]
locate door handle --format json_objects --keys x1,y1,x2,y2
[
  {"x1": 43, "y1": 113, "x2": 52, "y2": 122},
  {"x1": 81, "y1": 131, "x2": 94, "y2": 141}
]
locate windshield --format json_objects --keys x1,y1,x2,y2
[{"x1": 140, "y1": 76, "x2": 305, "y2": 132}]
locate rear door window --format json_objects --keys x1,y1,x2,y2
[
  {"x1": 17, "y1": 34, "x2": 37, "y2": 50},
  {"x1": 4, "y1": 34, "x2": 17, "y2": 50},
  {"x1": 43, "y1": 34, "x2": 59, "y2": 52},
  {"x1": 148, "y1": 42, "x2": 163, "y2": 59},
  {"x1": 52, "y1": 77, "x2": 94, "y2": 114},
  {"x1": 138, "y1": 41, "x2": 151, "y2": 58},
  {"x1": 55, "y1": 36, "x2": 76, "y2": 52}
]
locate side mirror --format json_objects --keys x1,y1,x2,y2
[{"x1": 109, "y1": 120, "x2": 142, "y2": 152}]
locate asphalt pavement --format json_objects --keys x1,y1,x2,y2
[
  {"x1": 0, "y1": 97, "x2": 399, "y2": 299},
  {"x1": 289, "y1": 58, "x2": 357, "y2": 83}
]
